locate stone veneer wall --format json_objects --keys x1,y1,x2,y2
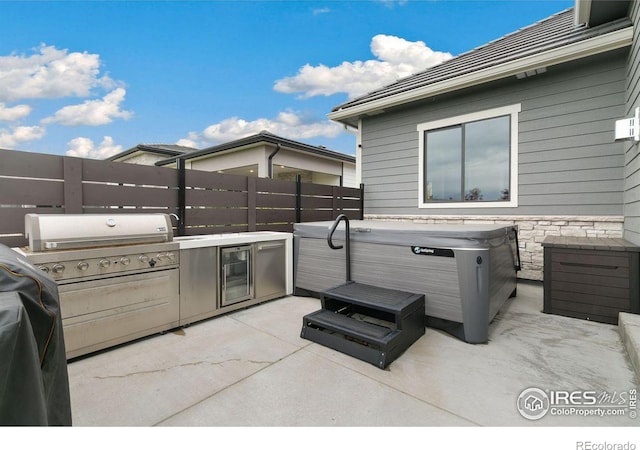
[{"x1": 365, "y1": 215, "x2": 624, "y2": 281}]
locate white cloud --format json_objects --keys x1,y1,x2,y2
[
  {"x1": 0, "y1": 125, "x2": 46, "y2": 148},
  {"x1": 65, "y1": 136, "x2": 122, "y2": 159},
  {"x1": 42, "y1": 88, "x2": 133, "y2": 126},
  {"x1": 183, "y1": 110, "x2": 343, "y2": 147},
  {"x1": 313, "y1": 7, "x2": 331, "y2": 15},
  {"x1": 0, "y1": 44, "x2": 114, "y2": 102},
  {"x1": 0, "y1": 103, "x2": 32, "y2": 121},
  {"x1": 274, "y1": 34, "x2": 452, "y2": 99},
  {"x1": 175, "y1": 137, "x2": 199, "y2": 148}
]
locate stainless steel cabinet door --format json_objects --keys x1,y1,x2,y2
[
  {"x1": 179, "y1": 247, "x2": 217, "y2": 325},
  {"x1": 254, "y1": 241, "x2": 286, "y2": 301}
]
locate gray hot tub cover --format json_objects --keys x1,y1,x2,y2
[
  {"x1": 0, "y1": 244, "x2": 71, "y2": 426},
  {"x1": 294, "y1": 220, "x2": 516, "y2": 249}
]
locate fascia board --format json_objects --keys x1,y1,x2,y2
[{"x1": 328, "y1": 26, "x2": 633, "y2": 123}]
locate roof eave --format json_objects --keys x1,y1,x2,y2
[{"x1": 327, "y1": 25, "x2": 633, "y2": 125}]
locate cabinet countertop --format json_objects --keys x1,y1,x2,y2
[
  {"x1": 174, "y1": 231, "x2": 292, "y2": 250},
  {"x1": 541, "y1": 235, "x2": 640, "y2": 252}
]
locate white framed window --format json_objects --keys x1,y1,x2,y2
[{"x1": 417, "y1": 104, "x2": 520, "y2": 209}]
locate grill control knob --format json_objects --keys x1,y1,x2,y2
[
  {"x1": 156, "y1": 253, "x2": 165, "y2": 261},
  {"x1": 138, "y1": 255, "x2": 149, "y2": 264},
  {"x1": 77, "y1": 261, "x2": 89, "y2": 271},
  {"x1": 38, "y1": 265, "x2": 50, "y2": 273},
  {"x1": 166, "y1": 252, "x2": 175, "y2": 262},
  {"x1": 52, "y1": 264, "x2": 65, "y2": 274},
  {"x1": 120, "y1": 257, "x2": 131, "y2": 266},
  {"x1": 99, "y1": 259, "x2": 111, "y2": 269}
]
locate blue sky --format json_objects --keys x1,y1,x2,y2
[{"x1": 0, "y1": 0, "x2": 573, "y2": 159}]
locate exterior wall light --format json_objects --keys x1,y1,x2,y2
[{"x1": 614, "y1": 107, "x2": 640, "y2": 142}]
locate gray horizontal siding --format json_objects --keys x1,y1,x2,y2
[
  {"x1": 361, "y1": 48, "x2": 628, "y2": 216},
  {"x1": 519, "y1": 143, "x2": 619, "y2": 163},
  {"x1": 520, "y1": 167, "x2": 622, "y2": 184},
  {"x1": 624, "y1": 0, "x2": 640, "y2": 245},
  {"x1": 521, "y1": 179, "x2": 622, "y2": 195}
]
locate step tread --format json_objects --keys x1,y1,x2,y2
[
  {"x1": 304, "y1": 309, "x2": 395, "y2": 341},
  {"x1": 323, "y1": 282, "x2": 424, "y2": 314}
]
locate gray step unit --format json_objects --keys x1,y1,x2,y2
[
  {"x1": 301, "y1": 281, "x2": 425, "y2": 369},
  {"x1": 294, "y1": 220, "x2": 519, "y2": 344}
]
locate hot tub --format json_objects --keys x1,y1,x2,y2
[{"x1": 293, "y1": 220, "x2": 520, "y2": 343}]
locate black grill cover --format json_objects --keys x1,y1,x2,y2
[{"x1": 0, "y1": 244, "x2": 72, "y2": 425}]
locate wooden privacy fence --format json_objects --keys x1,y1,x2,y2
[{"x1": 0, "y1": 149, "x2": 363, "y2": 248}]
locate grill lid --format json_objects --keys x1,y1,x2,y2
[{"x1": 25, "y1": 213, "x2": 174, "y2": 252}]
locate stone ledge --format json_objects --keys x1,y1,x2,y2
[
  {"x1": 365, "y1": 214, "x2": 625, "y2": 222},
  {"x1": 618, "y1": 312, "x2": 640, "y2": 381}
]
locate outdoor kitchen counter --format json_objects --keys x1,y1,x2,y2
[
  {"x1": 174, "y1": 231, "x2": 290, "y2": 250},
  {"x1": 174, "y1": 231, "x2": 293, "y2": 295}
]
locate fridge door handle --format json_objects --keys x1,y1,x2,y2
[
  {"x1": 257, "y1": 242, "x2": 285, "y2": 251},
  {"x1": 222, "y1": 264, "x2": 227, "y2": 294}
]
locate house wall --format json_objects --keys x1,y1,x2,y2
[
  {"x1": 273, "y1": 149, "x2": 357, "y2": 187},
  {"x1": 342, "y1": 163, "x2": 358, "y2": 188},
  {"x1": 624, "y1": 0, "x2": 640, "y2": 245},
  {"x1": 116, "y1": 152, "x2": 170, "y2": 165},
  {"x1": 187, "y1": 146, "x2": 268, "y2": 176},
  {"x1": 360, "y1": 48, "x2": 629, "y2": 280},
  {"x1": 312, "y1": 172, "x2": 340, "y2": 185}
]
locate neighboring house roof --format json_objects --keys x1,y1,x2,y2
[
  {"x1": 328, "y1": 5, "x2": 633, "y2": 126},
  {"x1": 108, "y1": 143, "x2": 197, "y2": 161},
  {"x1": 155, "y1": 130, "x2": 355, "y2": 166}
]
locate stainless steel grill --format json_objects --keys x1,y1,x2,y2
[
  {"x1": 14, "y1": 213, "x2": 180, "y2": 359},
  {"x1": 24, "y1": 213, "x2": 174, "y2": 252}
]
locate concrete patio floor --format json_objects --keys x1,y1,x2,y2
[{"x1": 66, "y1": 282, "x2": 639, "y2": 430}]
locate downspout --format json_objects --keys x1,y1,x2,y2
[{"x1": 267, "y1": 143, "x2": 281, "y2": 178}]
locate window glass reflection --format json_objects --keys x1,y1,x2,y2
[{"x1": 425, "y1": 126, "x2": 461, "y2": 201}]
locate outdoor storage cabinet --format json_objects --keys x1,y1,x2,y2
[{"x1": 542, "y1": 236, "x2": 640, "y2": 325}]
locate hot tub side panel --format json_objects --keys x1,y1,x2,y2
[
  {"x1": 489, "y1": 239, "x2": 518, "y2": 319},
  {"x1": 294, "y1": 236, "x2": 464, "y2": 323},
  {"x1": 451, "y1": 236, "x2": 518, "y2": 343},
  {"x1": 453, "y1": 248, "x2": 490, "y2": 344},
  {"x1": 294, "y1": 235, "x2": 346, "y2": 295},
  {"x1": 351, "y1": 241, "x2": 463, "y2": 323}
]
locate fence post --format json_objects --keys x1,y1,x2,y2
[
  {"x1": 177, "y1": 159, "x2": 186, "y2": 236},
  {"x1": 332, "y1": 186, "x2": 340, "y2": 218},
  {"x1": 247, "y1": 176, "x2": 257, "y2": 232},
  {"x1": 295, "y1": 175, "x2": 301, "y2": 223},
  {"x1": 63, "y1": 157, "x2": 83, "y2": 214}
]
